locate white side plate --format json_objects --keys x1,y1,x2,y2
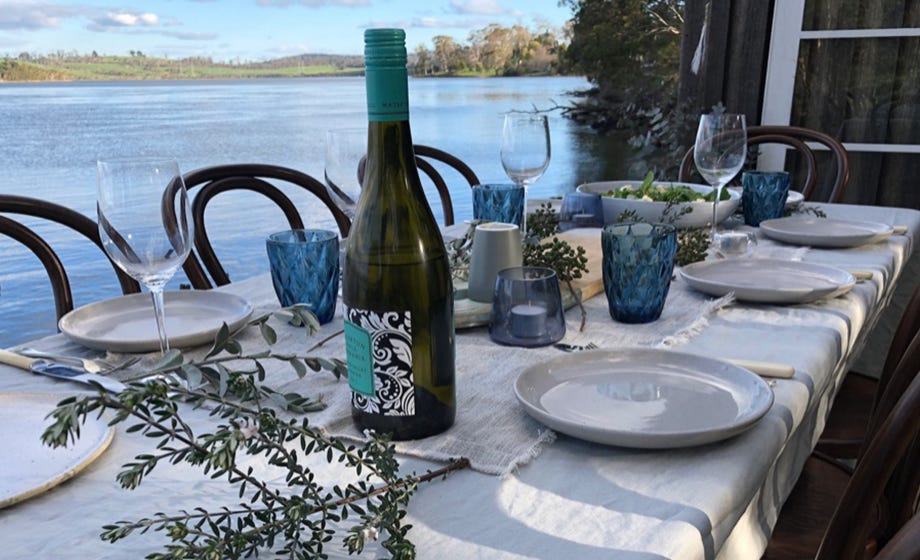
[
  {"x1": 759, "y1": 216, "x2": 894, "y2": 248},
  {"x1": 514, "y1": 348, "x2": 774, "y2": 449},
  {"x1": 680, "y1": 259, "x2": 855, "y2": 304},
  {"x1": 0, "y1": 392, "x2": 114, "y2": 509},
  {"x1": 60, "y1": 291, "x2": 253, "y2": 352}
]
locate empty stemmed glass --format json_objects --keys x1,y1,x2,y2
[
  {"x1": 96, "y1": 157, "x2": 193, "y2": 353},
  {"x1": 500, "y1": 112, "x2": 551, "y2": 239},
  {"x1": 693, "y1": 112, "x2": 747, "y2": 242},
  {"x1": 324, "y1": 127, "x2": 366, "y2": 221}
]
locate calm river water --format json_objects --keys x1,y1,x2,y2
[{"x1": 0, "y1": 76, "x2": 632, "y2": 346}]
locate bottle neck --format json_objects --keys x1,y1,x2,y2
[{"x1": 365, "y1": 65, "x2": 409, "y2": 123}]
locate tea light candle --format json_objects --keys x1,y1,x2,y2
[
  {"x1": 573, "y1": 213, "x2": 596, "y2": 225},
  {"x1": 719, "y1": 232, "x2": 751, "y2": 255},
  {"x1": 510, "y1": 304, "x2": 547, "y2": 338}
]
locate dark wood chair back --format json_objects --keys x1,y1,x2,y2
[
  {"x1": 816, "y1": 334, "x2": 920, "y2": 559},
  {"x1": 356, "y1": 145, "x2": 479, "y2": 227},
  {"x1": 414, "y1": 145, "x2": 480, "y2": 227},
  {"x1": 679, "y1": 133, "x2": 819, "y2": 198},
  {"x1": 748, "y1": 125, "x2": 849, "y2": 203},
  {"x1": 872, "y1": 510, "x2": 920, "y2": 560},
  {"x1": 175, "y1": 163, "x2": 351, "y2": 289},
  {"x1": 678, "y1": 125, "x2": 849, "y2": 203},
  {"x1": 0, "y1": 195, "x2": 141, "y2": 321}
]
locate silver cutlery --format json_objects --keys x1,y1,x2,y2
[
  {"x1": 18, "y1": 347, "x2": 140, "y2": 374},
  {"x1": 552, "y1": 342, "x2": 795, "y2": 379},
  {"x1": 554, "y1": 342, "x2": 599, "y2": 353},
  {"x1": 0, "y1": 349, "x2": 127, "y2": 393}
]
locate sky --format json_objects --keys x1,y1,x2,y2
[{"x1": 0, "y1": 0, "x2": 573, "y2": 61}]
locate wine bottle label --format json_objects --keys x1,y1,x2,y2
[{"x1": 343, "y1": 306, "x2": 415, "y2": 416}]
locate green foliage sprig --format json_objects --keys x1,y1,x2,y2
[
  {"x1": 615, "y1": 203, "x2": 710, "y2": 267},
  {"x1": 524, "y1": 203, "x2": 590, "y2": 331},
  {"x1": 42, "y1": 308, "x2": 468, "y2": 559}
]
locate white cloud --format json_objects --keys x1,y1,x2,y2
[
  {"x1": 449, "y1": 0, "x2": 509, "y2": 16},
  {"x1": 106, "y1": 12, "x2": 159, "y2": 27},
  {"x1": 257, "y1": 0, "x2": 370, "y2": 6},
  {"x1": 0, "y1": 1, "x2": 83, "y2": 30},
  {"x1": 365, "y1": 16, "x2": 491, "y2": 30}
]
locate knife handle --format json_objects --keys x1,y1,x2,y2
[
  {"x1": 726, "y1": 358, "x2": 796, "y2": 379},
  {"x1": 0, "y1": 349, "x2": 35, "y2": 370}
]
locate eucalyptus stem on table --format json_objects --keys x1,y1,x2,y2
[
  {"x1": 41, "y1": 306, "x2": 468, "y2": 559},
  {"x1": 524, "y1": 203, "x2": 590, "y2": 331}
]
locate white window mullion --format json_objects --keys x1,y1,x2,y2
[{"x1": 759, "y1": 0, "x2": 806, "y2": 170}]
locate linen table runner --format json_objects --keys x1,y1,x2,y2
[{"x1": 164, "y1": 275, "x2": 737, "y2": 476}]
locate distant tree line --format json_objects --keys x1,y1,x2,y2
[{"x1": 412, "y1": 23, "x2": 569, "y2": 77}]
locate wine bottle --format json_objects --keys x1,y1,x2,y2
[{"x1": 342, "y1": 28, "x2": 456, "y2": 440}]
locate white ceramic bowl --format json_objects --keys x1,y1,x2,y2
[{"x1": 576, "y1": 181, "x2": 742, "y2": 230}]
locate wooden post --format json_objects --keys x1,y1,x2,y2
[{"x1": 679, "y1": 0, "x2": 773, "y2": 124}]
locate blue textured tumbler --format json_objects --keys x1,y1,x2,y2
[
  {"x1": 602, "y1": 223, "x2": 677, "y2": 323},
  {"x1": 266, "y1": 229, "x2": 339, "y2": 324},
  {"x1": 742, "y1": 171, "x2": 792, "y2": 226}
]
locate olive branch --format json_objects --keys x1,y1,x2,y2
[{"x1": 41, "y1": 307, "x2": 468, "y2": 559}]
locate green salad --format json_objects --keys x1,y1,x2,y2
[{"x1": 601, "y1": 172, "x2": 731, "y2": 203}]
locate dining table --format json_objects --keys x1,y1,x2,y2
[{"x1": 1, "y1": 201, "x2": 919, "y2": 560}]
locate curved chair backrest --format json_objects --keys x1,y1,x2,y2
[
  {"x1": 0, "y1": 194, "x2": 141, "y2": 321},
  {"x1": 176, "y1": 163, "x2": 351, "y2": 289},
  {"x1": 875, "y1": 282, "x2": 920, "y2": 406},
  {"x1": 872, "y1": 511, "x2": 920, "y2": 560},
  {"x1": 678, "y1": 125, "x2": 848, "y2": 203},
  {"x1": 414, "y1": 145, "x2": 480, "y2": 228},
  {"x1": 816, "y1": 334, "x2": 920, "y2": 560},
  {"x1": 356, "y1": 144, "x2": 480, "y2": 228},
  {"x1": 678, "y1": 133, "x2": 819, "y2": 198},
  {"x1": 748, "y1": 125, "x2": 849, "y2": 203}
]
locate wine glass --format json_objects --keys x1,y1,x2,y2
[
  {"x1": 324, "y1": 127, "x2": 366, "y2": 220},
  {"x1": 500, "y1": 113, "x2": 551, "y2": 238},
  {"x1": 96, "y1": 157, "x2": 193, "y2": 353},
  {"x1": 693, "y1": 112, "x2": 747, "y2": 242}
]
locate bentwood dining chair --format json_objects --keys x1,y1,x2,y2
[
  {"x1": 815, "y1": 281, "x2": 920, "y2": 460},
  {"x1": 414, "y1": 145, "x2": 481, "y2": 227},
  {"x1": 174, "y1": 164, "x2": 351, "y2": 289},
  {"x1": 0, "y1": 194, "x2": 141, "y2": 321},
  {"x1": 357, "y1": 144, "x2": 481, "y2": 227},
  {"x1": 762, "y1": 331, "x2": 920, "y2": 559},
  {"x1": 678, "y1": 125, "x2": 849, "y2": 203}
]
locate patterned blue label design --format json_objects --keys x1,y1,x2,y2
[
  {"x1": 344, "y1": 305, "x2": 415, "y2": 416},
  {"x1": 344, "y1": 319, "x2": 374, "y2": 397}
]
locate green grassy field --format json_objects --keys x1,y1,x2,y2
[{"x1": 0, "y1": 56, "x2": 365, "y2": 82}]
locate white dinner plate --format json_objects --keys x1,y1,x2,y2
[
  {"x1": 0, "y1": 392, "x2": 114, "y2": 509},
  {"x1": 59, "y1": 291, "x2": 253, "y2": 352},
  {"x1": 514, "y1": 348, "x2": 774, "y2": 449},
  {"x1": 680, "y1": 259, "x2": 856, "y2": 304},
  {"x1": 759, "y1": 216, "x2": 894, "y2": 248}
]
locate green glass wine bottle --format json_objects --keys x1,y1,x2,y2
[{"x1": 342, "y1": 28, "x2": 456, "y2": 440}]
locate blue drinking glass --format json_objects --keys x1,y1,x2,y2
[
  {"x1": 601, "y1": 223, "x2": 677, "y2": 324},
  {"x1": 266, "y1": 229, "x2": 339, "y2": 324},
  {"x1": 472, "y1": 183, "x2": 525, "y2": 226},
  {"x1": 559, "y1": 191, "x2": 604, "y2": 231},
  {"x1": 742, "y1": 171, "x2": 792, "y2": 226}
]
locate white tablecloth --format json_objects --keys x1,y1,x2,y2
[{"x1": 1, "y1": 203, "x2": 918, "y2": 559}]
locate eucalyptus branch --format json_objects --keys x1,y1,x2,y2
[{"x1": 524, "y1": 203, "x2": 590, "y2": 331}]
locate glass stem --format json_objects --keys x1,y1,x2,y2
[
  {"x1": 149, "y1": 287, "x2": 169, "y2": 353},
  {"x1": 711, "y1": 183, "x2": 724, "y2": 242},
  {"x1": 519, "y1": 182, "x2": 529, "y2": 244}
]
